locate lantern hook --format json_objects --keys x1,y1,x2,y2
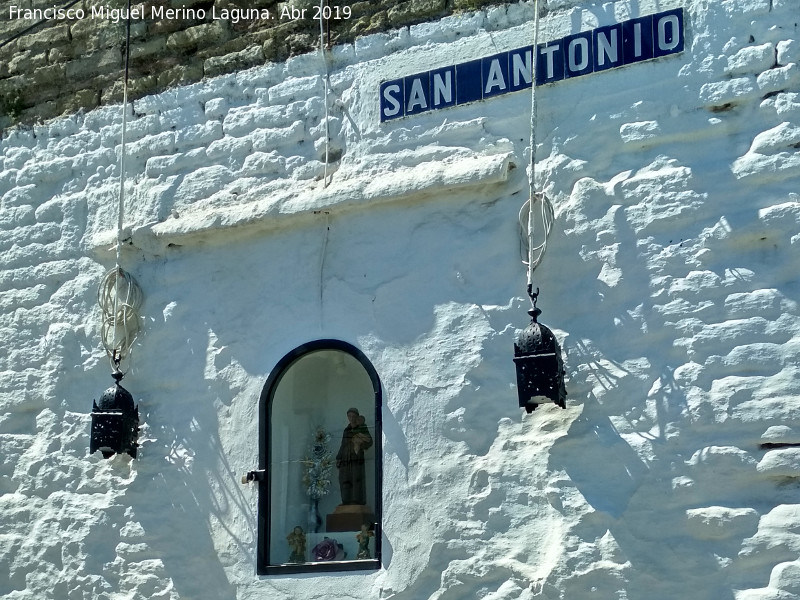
[
  {"x1": 526, "y1": 285, "x2": 542, "y2": 321},
  {"x1": 527, "y1": 285, "x2": 539, "y2": 306}
]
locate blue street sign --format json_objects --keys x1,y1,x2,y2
[{"x1": 380, "y1": 7, "x2": 684, "y2": 122}]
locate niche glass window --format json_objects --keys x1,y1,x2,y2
[{"x1": 258, "y1": 340, "x2": 382, "y2": 574}]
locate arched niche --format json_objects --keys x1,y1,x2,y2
[{"x1": 258, "y1": 340, "x2": 382, "y2": 574}]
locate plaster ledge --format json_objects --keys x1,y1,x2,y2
[{"x1": 95, "y1": 151, "x2": 515, "y2": 254}]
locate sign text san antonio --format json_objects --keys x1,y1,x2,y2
[{"x1": 380, "y1": 8, "x2": 684, "y2": 122}]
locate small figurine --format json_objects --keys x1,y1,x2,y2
[
  {"x1": 356, "y1": 524, "x2": 374, "y2": 559},
  {"x1": 287, "y1": 525, "x2": 306, "y2": 563}
]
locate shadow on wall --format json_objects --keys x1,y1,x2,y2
[
  {"x1": 546, "y1": 368, "x2": 738, "y2": 600},
  {"x1": 441, "y1": 307, "x2": 522, "y2": 457},
  {"x1": 549, "y1": 390, "x2": 650, "y2": 519},
  {"x1": 123, "y1": 398, "x2": 244, "y2": 600},
  {"x1": 111, "y1": 231, "x2": 334, "y2": 597},
  {"x1": 118, "y1": 292, "x2": 258, "y2": 599}
]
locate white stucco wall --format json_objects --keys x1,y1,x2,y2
[{"x1": 1, "y1": 0, "x2": 800, "y2": 598}]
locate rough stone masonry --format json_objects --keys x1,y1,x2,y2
[{"x1": 0, "y1": 0, "x2": 502, "y2": 127}]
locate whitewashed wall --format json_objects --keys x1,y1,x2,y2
[{"x1": 1, "y1": 0, "x2": 800, "y2": 598}]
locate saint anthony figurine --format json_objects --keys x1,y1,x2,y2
[
  {"x1": 287, "y1": 526, "x2": 306, "y2": 563},
  {"x1": 335, "y1": 408, "x2": 373, "y2": 505},
  {"x1": 356, "y1": 524, "x2": 374, "y2": 559}
]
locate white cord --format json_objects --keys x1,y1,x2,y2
[
  {"x1": 112, "y1": 28, "x2": 131, "y2": 353},
  {"x1": 116, "y1": 14, "x2": 130, "y2": 271},
  {"x1": 522, "y1": 0, "x2": 554, "y2": 289},
  {"x1": 519, "y1": 194, "x2": 554, "y2": 273},
  {"x1": 98, "y1": 267, "x2": 142, "y2": 371},
  {"x1": 100, "y1": 14, "x2": 143, "y2": 374},
  {"x1": 318, "y1": 211, "x2": 330, "y2": 329},
  {"x1": 319, "y1": 0, "x2": 331, "y2": 188},
  {"x1": 528, "y1": 0, "x2": 541, "y2": 210}
]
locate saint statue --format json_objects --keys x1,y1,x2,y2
[{"x1": 335, "y1": 408, "x2": 373, "y2": 505}]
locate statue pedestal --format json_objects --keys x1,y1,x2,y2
[{"x1": 326, "y1": 504, "x2": 375, "y2": 532}]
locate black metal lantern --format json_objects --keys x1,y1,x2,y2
[
  {"x1": 90, "y1": 371, "x2": 139, "y2": 458},
  {"x1": 513, "y1": 293, "x2": 567, "y2": 413}
]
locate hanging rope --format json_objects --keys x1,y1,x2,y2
[
  {"x1": 319, "y1": 0, "x2": 331, "y2": 188},
  {"x1": 99, "y1": 0, "x2": 143, "y2": 374},
  {"x1": 98, "y1": 267, "x2": 143, "y2": 370},
  {"x1": 521, "y1": 0, "x2": 555, "y2": 299},
  {"x1": 519, "y1": 192, "x2": 554, "y2": 277},
  {"x1": 528, "y1": 0, "x2": 541, "y2": 210},
  {"x1": 116, "y1": 0, "x2": 132, "y2": 270},
  {"x1": 318, "y1": 210, "x2": 330, "y2": 329}
]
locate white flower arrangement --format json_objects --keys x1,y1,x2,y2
[{"x1": 302, "y1": 426, "x2": 333, "y2": 500}]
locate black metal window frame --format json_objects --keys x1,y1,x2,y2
[{"x1": 257, "y1": 339, "x2": 383, "y2": 575}]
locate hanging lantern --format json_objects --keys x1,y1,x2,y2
[
  {"x1": 513, "y1": 290, "x2": 567, "y2": 413},
  {"x1": 91, "y1": 267, "x2": 143, "y2": 460},
  {"x1": 513, "y1": 0, "x2": 565, "y2": 413},
  {"x1": 90, "y1": 370, "x2": 139, "y2": 458},
  {"x1": 89, "y1": 11, "x2": 144, "y2": 460}
]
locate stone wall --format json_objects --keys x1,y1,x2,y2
[
  {"x1": 0, "y1": 0, "x2": 504, "y2": 127},
  {"x1": 1, "y1": 0, "x2": 800, "y2": 599}
]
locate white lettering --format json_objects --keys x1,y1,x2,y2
[
  {"x1": 406, "y1": 78, "x2": 428, "y2": 112},
  {"x1": 8, "y1": 3, "x2": 83, "y2": 19},
  {"x1": 484, "y1": 59, "x2": 506, "y2": 94},
  {"x1": 150, "y1": 6, "x2": 203, "y2": 19},
  {"x1": 281, "y1": 6, "x2": 306, "y2": 19},
  {"x1": 511, "y1": 51, "x2": 532, "y2": 87},
  {"x1": 539, "y1": 44, "x2": 560, "y2": 79},
  {"x1": 568, "y1": 37, "x2": 589, "y2": 72},
  {"x1": 381, "y1": 9, "x2": 682, "y2": 120},
  {"x1": 382, "y1": 84, "x2": 402, "y2": 118},
  {"x1": 633, "y1": 22, "x2": 642, "y2": 57},
  {"x1": 657, "y1": 15, "x2": 680, "y2": 51},
  {"x1": 432, "y1": 71, "x2": 452, "y2": 106},
  {"x1": 215, "y1": 7, "x2": 271, "y2": 22},
  {"x1": 596, "y1": 29, "x2": 618, "y2": 66}
]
